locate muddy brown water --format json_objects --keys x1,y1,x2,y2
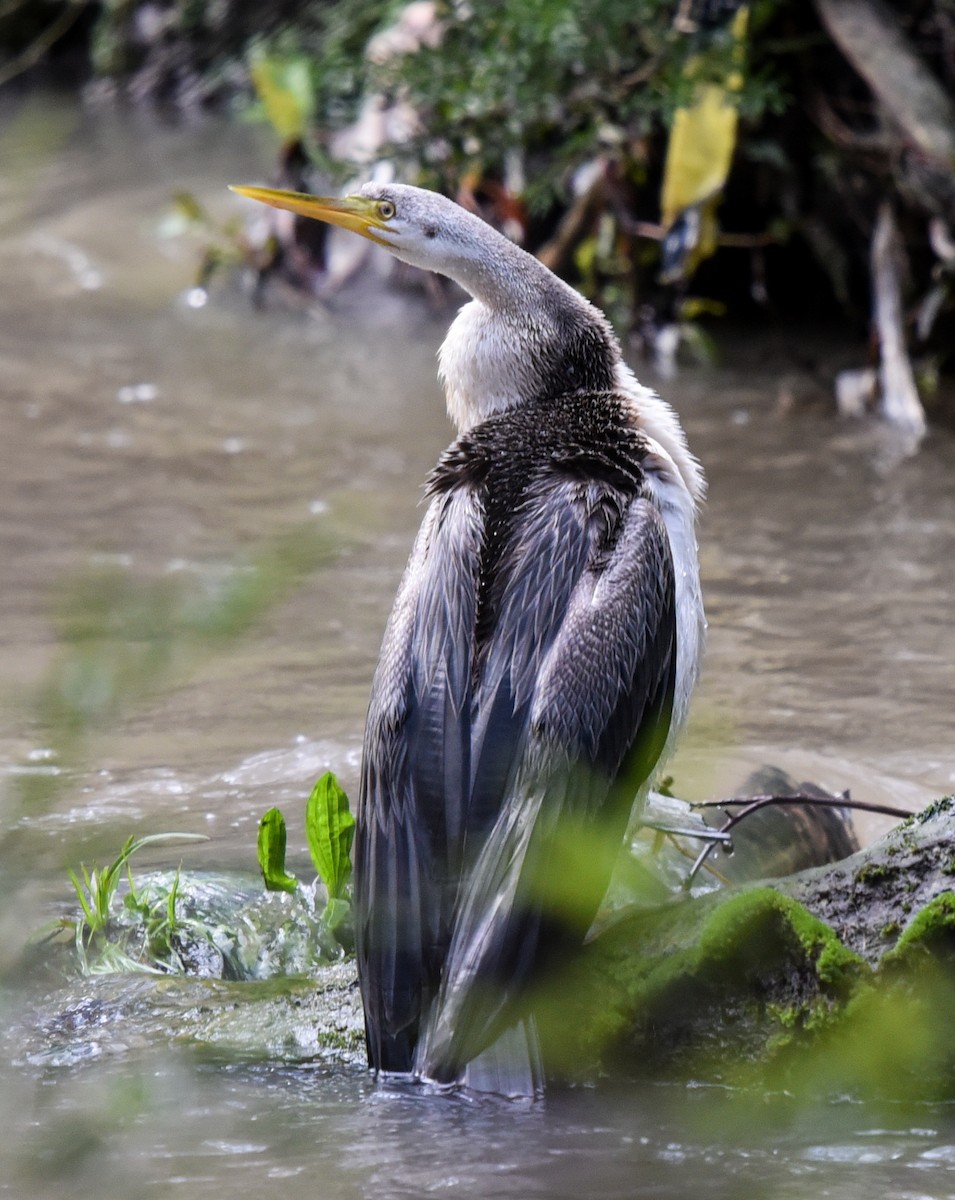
[{"x1": 2, "y1": 97, "x2": 955, "y2": 1198}]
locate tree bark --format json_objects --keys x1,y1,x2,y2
[
  {"x1": 815, "y1": 0, "x2": 955, "y2": 167},
  {"x1": 871, "y1": 202, "x2": 927, "y2": 438}
]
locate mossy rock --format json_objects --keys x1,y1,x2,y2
[
  {"x1": 771, "y1": 897, "x2": 955, "y2": 1104},
  {"x1": 536, "y1": 796, "x2": 955, "y2": 1093},
  {"x1": 538, "y1": 886, "x2": 866, "y2": 1081},
  {"x1": 882, "y1": 891, "x2": 955, "y2": 971},
  {"x1": 780, "y1": 796, "x2": 955, "y2": 964}
]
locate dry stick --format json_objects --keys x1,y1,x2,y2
[
  {"x1": 871, "y1": 203, "x2": 927, "y2": 437},
  {"x1": 0, "y1": 0, "x2": 88, "y2": 89},
  {"x1": 683, "y1": 792, "x2": 911, "y2": 887}
]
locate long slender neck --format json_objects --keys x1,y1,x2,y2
[
  {"x1": 432, "y1": 207, "x2": 564, "y2": 314},
  {"x1": 431, "y1": 215, "x2": 703, "y2": 507},
  {"x1": 436, "y1": 229, "x2": 621, "y2": 433}
]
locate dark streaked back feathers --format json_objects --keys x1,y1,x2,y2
[{"x1": 355, "y1": 390, "x2": 676, "y2": 1079}]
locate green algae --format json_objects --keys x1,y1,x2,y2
[
  {"x1": 538, "y1": 886, "x2": 866, "y2": 1081},
  {"x1": 882, "y1": 890, "x2": 955, "y2": 968}
]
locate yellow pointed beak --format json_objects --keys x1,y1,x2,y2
[{"x1": 228, "y1": 185, "x2": 394, "y2": 246}]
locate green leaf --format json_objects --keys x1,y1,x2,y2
[
  {"x1": 68, "y1": 868, "x2": 98, "y2": 930},
  {"x1": 257, "y1": 807, "x2": 299, "y2": 893},
  {"x1": 166, "y1": 867, "x2": 181, "y2": 933},
  {"x1": 305, "y1": 772, "x2": 355, "y2": 900},
  {"x1": 324, "y1": 896, "x2": 351, "y2": 933}
]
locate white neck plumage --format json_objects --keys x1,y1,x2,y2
[{"x1": 433, "y1": 236, "x2": 704, "y2": 509}]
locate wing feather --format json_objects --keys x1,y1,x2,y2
[
  {"x1": 417, "y1": 494, "x2": 676, "y2": 1081},
  {"x1": 358, "y1": 429, "x2": 678, "y2": 1084},
  {"x1": 355, "y1": 488, "x2": 484, "y2": 1071}
]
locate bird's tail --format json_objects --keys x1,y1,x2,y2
[{"x1": 415, "y1": 1019, "x2": 543, "y2": 1101}]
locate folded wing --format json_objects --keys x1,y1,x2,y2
[{"x1": 416, "y1": 485, "x2": 676, "y2": 1082}]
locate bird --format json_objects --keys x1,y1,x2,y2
[{"x1": 230, "y1": 179, "x2": 706, "y2": 1095}]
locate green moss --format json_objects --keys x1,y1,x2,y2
[
  {"x1": 761, "y1": 970, "x2": 955, "y2": 1104},
  {"x1": 769, "y1": 889, "x2": 955, "y2": 1103},
  {"x1": 882, "y1": 891, "x2": 955, "y2": 968},
  {"x1": 541, "y1": 886, "x2": 866, "y2": 1080},
  {"x1": 546, "y1": 876, "x2": 955, "y2": 1090},
  {"x1": 767, "y1": 890, "x2": 865, "y2": 988},
  {"x1": 897, "y1": 796, "x2": 955, "y2": 832},
  {"x1": 855, "y1": 862, "x2": 893, "y2": 886},
  {"x1": 765, "y1": 1001, "x2": 801, "y2": 1030},
  {"x1": 542, "y1": 825, "x2": 955, "y2": 1092},
  {"x1": 686, "y1": 887, "x2": 859, "y2": 993}
]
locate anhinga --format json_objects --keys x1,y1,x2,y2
[{"x1": 231, "y1": 180, "x2": 705, "y2": 1096}]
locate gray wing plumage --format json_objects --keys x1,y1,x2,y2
[
  {"x1": 416, "y1": 487, "x2": 675, "y2": 1081},
  {"x1": 355, "y1": 489, "x2": 483, "y2": 1072},
  {"x1": 356, "y1": 468, "x2": 676, "y2": 1081}
]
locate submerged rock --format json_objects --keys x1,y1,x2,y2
[
  {"x1": 9, "y1": 962, "x2": 365, "y2": 1070},
  {"x1": 15, "y1": 795, "x2": 955, "y2": 1095}
]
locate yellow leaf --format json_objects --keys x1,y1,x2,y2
[
  {"x1": 248, "y1": 54, "x2": 315, "y2": 141},
  {"x1": 660, "y1": 7, "x2": 749, "y2": 280}
]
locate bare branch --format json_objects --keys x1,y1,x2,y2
[
  {"x1": 815, "y1": 0, "x2": 955, "y2": 166},
  {"x1": 684, "y1": 791, "x2": 910, "y2": 886},
  {"x1": 0, "y1": 0, "x2": 89, "y2": 89}
]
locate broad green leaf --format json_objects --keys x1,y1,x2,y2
[
  {"x1": 324, "y1": 896, "x2": 351, "y2": 933},
  {"x1": 257, "y1": 807, "x2": 299, "y2": 893},
  {"x1": 305, "y1": 773, "x2": 355, "y2": 900}
]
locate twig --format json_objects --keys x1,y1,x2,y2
[
  {"x1": 618, "y1": 55, "x2": 666, "y2": 91},
  {"x1": 640, "y1": 818, "x2": 733, "y2": 843},
  {"x1": 0, "y1": 0, "x2": 89, "y2": 89},
  {"x1": 807, "y1": 90, "x2": 893, "y2": 154},
  {"x1": 689, "y1": 793, "x2": 910, "y2": 818},
  {"x1": 683, "y1": 791, "x2": 911, "y2": 887}
]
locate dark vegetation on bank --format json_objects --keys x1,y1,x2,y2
[{"x1": 2, "y1": 1, "x2": 954, "y2": 421}]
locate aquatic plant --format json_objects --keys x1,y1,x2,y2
[
  {"x1": 47, "y1": 769, "x2": 357, "y2": 980},
  {"x1": 257, "y1": 771, "x2": 356, "y2": 948},
  {"x1": 63, "y1": 832, "x2": 207, "y2": 975}
]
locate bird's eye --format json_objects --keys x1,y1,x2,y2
[{"x1": 377, "y1": 200, "x2": 396, "y2": 220}]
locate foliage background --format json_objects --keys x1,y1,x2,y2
[{"x1": 1, "y1": 1, "x2": 954, "y2": 360}]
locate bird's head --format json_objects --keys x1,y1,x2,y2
[{"x1": 229, "y1": 180, "x2": 521, "y2": 297}]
